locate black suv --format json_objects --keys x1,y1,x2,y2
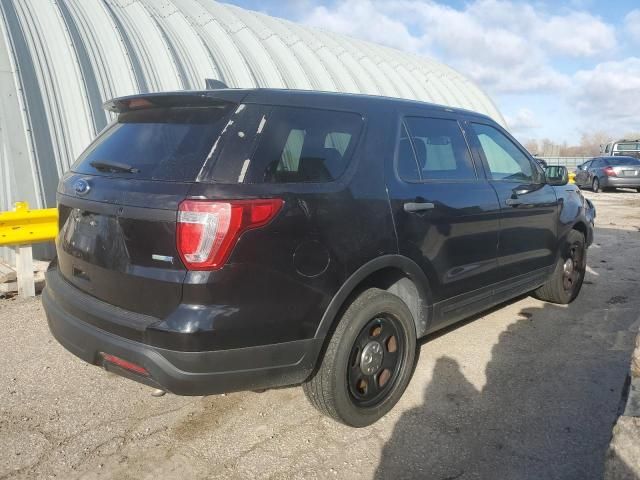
[{"x1": 44, "y1": 89, "x2": 595, "y2": 427}]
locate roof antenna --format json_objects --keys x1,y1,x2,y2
[{"x1": 205, "y1": 78, "x2": 228, "y2": 90}]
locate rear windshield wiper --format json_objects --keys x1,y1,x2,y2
[{"x1": 90, "y1": 160, "x2": 140, "y2": 173}]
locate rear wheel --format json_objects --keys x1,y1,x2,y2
[
  {"x1": 534, "y1": 230, "x2": 586, "y2": 304},
  {"x1": 303, "y1": 288, "x2": 417, "y2": 427},
  {"x1": 592, "y1": 177, "x2": 601, "y2": 193}
]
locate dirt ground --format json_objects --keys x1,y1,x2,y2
[{"x1": 1, "y1": 189, "x2": 639, "y2": 480}]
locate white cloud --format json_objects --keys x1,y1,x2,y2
[
  {"x1": 571, "y1": 58, "x2": 640, "y2": 135},
  {"x1": 625, "y1": 10, "x2": 640, "y2": 44},
  {"x1": 303, "y1": 2, "x2": 423, "y2": 53},
  {"x1": 505, "y1": 108, "x2": 540, "y2": 132},
  {"x1": 536, "y1": 11, "x2": 616, "y2": 56},
  {"x1": 300, "y1": 0, "x2": 614, "y2": 94}
]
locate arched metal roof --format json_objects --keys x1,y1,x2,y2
[{"x1": 0, "y1": 0, "x2": 505, "y2": 214}]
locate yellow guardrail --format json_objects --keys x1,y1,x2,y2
[
  {"x1": 0, "y1": 202, "x2": 58, "y2": 298},
  {"x1": 0, "y1": 201, "x2": 58, "y2": 247}
]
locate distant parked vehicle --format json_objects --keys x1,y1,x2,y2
[
  {"x1": 575, "y1": 156, "x2": 640, "y2": 192},
  {"x1": 601, "y1": 139, "x2": 640, "y2": 159}
]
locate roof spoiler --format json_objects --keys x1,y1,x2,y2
[{"x1": 103, "y1": 89, "x2": 243, "y2": 114}]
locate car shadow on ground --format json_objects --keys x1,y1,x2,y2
[{"x1": 374, "y1": 285, "x2": 639, "y2": 479}]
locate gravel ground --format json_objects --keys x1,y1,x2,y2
[{"x1": 1, "y1": 189, "x2": 639, "y2": 480}]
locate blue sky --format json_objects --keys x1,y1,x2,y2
[{"x1": 225, "y1": 0, "x2": 640, "y2": 144}]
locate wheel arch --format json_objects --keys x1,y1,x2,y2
[
  {"x1": 314, "y1": 255, "x2": 433, "y2": 344},
  {"x1": 572, "y1": 220, "x2": 588, "y2": 239}
]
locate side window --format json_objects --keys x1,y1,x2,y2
[
  {"x1": 396, "y1": 122, "x2": 421, "y2": 181},
  {"x1": 471, "y1": 123, "x2": 540, "y2": 182},
  {"x1": 401, "y1": 117, "x2": 476, "y2": 180},
  {"x1": 209, "y1": 105, "x2": 363, "y2": 184},
  {"x1": 256, "y1": 107, "x2": 362, "y2": 183}
]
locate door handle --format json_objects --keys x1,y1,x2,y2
[
  {"x1": 404, "y1": 202, "x2": 435, "y2": 213},
  {"x1": 505, "y1": 198, "x2": 523, "y2": 207}
]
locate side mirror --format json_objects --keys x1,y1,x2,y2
[
  {"x1": 545, "y1": 165, "x2": 569, "y2": 186},
  {"x1": 576, "y1": 164, "x2": 583, "y2": 170}
]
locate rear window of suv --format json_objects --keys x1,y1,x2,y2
[
  {"x1": 204, "y1": 105, "x2": 364, "y2": 184},
  {"x1": 73, "y1": 104, "x2": 234, "y2": 181}
]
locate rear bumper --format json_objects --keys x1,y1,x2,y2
[
  {"x1": 601, "y1": 176, "x2": 640, "y2": 188},
  {"x1": 43, "y1": 271, "x2": 322, "y2": 396}
]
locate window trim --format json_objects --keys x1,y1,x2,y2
[
  {"x1": 393, "y1": 115, "x2": 480, "y2": 184},
  {"x1": 468, "y1": 120, "x2": 544, "y2": 184}
]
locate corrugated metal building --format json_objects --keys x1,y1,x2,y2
[{"x1": 0, "y1": 0, "x2": 505, "y2": 260}]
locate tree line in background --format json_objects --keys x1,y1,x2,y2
[{"x1": 522, "y1": 131, "x2": 640, "y2": 157}]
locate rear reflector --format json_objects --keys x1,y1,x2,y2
[
  {"x1": 101, "y1": 353, "x2": 149, "y2": 376},
  {"x1": 177, "y1": 198, "x2": 284, "y2": 270}
]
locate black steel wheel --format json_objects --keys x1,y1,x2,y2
[
  {"x1": 534, "y1": 230, "x2": 586, "y2": 304},
  {"x1": 561, "y1": 240, "x2": 584, "y2": 295},
  {"x1": 347, "y1": 315, "x2": 406, "y2": 408},
  {"x1": 303, "y1": 288, "x2": 417, "y2": 427}
]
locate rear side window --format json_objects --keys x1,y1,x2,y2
[
  {"x1": 397, "y1": 117, "x2": 476, "y2": 181},
  {"x1": 207, "y1": 105, "x2": 363, "y2": 184},
  {"x1": 73, "y1": 105, "x2": 234, "y2": 181}
]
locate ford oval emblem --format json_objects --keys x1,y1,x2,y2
[{"x1": 73, "y1": 179, "x2": 90, "y2": 196}]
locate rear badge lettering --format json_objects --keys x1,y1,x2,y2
[{"x1": 152, "y1": 254, "x2": 174, "y2": 264}]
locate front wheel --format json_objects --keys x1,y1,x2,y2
[
  {"x1": 534, "y1": 230, "x2": 586, "y2": 304},
  {"x1": 303, "y1": 288, "x2": 417, "y2": 427}
]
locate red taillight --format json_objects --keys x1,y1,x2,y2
[
  {"x1": 604, "y1": 166, "x2": 617, "y2": 177},
  {"x1": 177, "y1": 199, "x2": 284, "y2": 270},
  {"x1": 101, "y1": 353, "x2": 149, "y2": 376}
]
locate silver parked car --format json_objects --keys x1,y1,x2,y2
[{"x1": 575, "y1": 156, "x2": 640, "y2": 192}]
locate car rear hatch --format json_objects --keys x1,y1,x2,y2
[{"x1": 56, "y1": 93, "x2": 239, "y2": 318}]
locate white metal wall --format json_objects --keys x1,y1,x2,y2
[{"x1": 0, "y1": 0, "x2": 505, "y2": 216}]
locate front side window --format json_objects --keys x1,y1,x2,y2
[
  {"x1": 471, "y1": 123, "x2": 540, "y2": 183},
  {"x1": 397, "y1": 117, "x2": 476, "y2": 181},
  {"x1": 208, "y1": 105, "x2": 363, "y2": 184}
]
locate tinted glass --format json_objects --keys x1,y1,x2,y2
[
  {"x1": 403, "y1": 117, "x2": 475, "y2": 180},
  {"x1": 471, "y1": 123, "x2": 539, "y2": 182},
  {"x1": 73, "y1": 105, "x2": 234, "y2": 181},
  {"x1": 610, "y1": 157, "x2": 640, "y2": 165},
  {"x1": 396, "y1": 122, "x2": 421, "y2": 181},
  {"x1": 208, "y1": 105, "x2": 363, "y2": 183}
]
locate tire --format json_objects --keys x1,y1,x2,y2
[
  {"x1": 533, "y1": 230, "x2": 586, "y2": 304},
  {"x1": 592, "y1": 177, "x2": 601, "y2": 193},
  {"x1": 303, "y1": 288, "x2": 417, "y2": 427}
]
